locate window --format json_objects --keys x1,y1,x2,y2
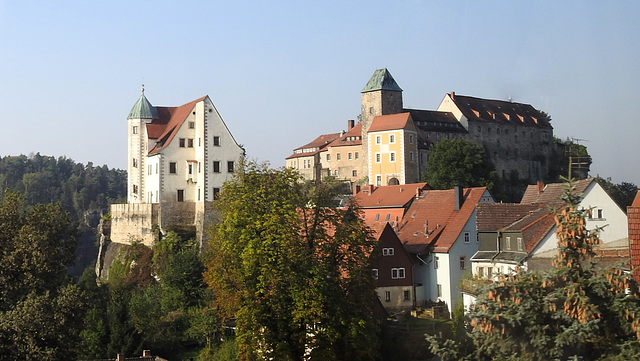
[
  {"x1": 337, "y1": 153, "x2": 341, "y2": 161},
  {"x1": 132, "y1": 184, "x2": 138, "y2": 194},
  {"x1": 410, "y1": 152, "x2": 414, "y2": 162},
  {"x1": 375, "y1": 153, "x2": 381, "y2": 163},
  {"x1": 460, "y1": 256, "x2": 466, "y2": 270},
  {"x1": 348, "y1": 152, "x2": 352, "y2": 160},
  {"x1": 434, "y1": 255, "x2": 439, "y2": 269},
  {"x1": 227, "y1": 161, "x2": 235, "y2": 173},
  {"x1": 213, "y1": 161, "x2": 220, "y2": 173},
  {"x1": 355, "y1": 152, "x2": 359, "y2": 160},
  {"x1": 385, "y1": 291, "x2": 391, "y2": 302},
  {"x1": 372, "y1": 269, "x2": 378, "y2": 279},
  {"x1": 375, "y1": 135, "x2": 381, "y2": 144},
  {"x1": 188, "y1": 121, "x2": 195, "y2": 129},
  {"x1": 188, "y1": 138, "x2": 194, "y2": 148},
  {"x1": 487, "y1": 267, "x2": 493, "y2": 278},
  {"x1": 198, "y1": 188, "x2": 201, "y2": 201},
  {"x1": 213, "y1": 187, "x2": 220, "y2": 200},
  {"x1": 132, "y1": 126, "x2": 138, "y2": 134},
  {"x1": 382, "y1": 248, "x2": 394, "y2": 256},
  {"x1": 334, "y1": 169, "x2": 338, "y2": 176},
  {"x1": 132, "y1": 158, "x2": 138, "y2": 168},
  {"x1": 213, "y1": 136, "x2": 220, "y2": 146},
  {"x1": 177, "y1": 189, "x2": 184, "y2": 202},
  {"x1": 477, "y1": 266, "x2": 485, "y2": 277},
  {"x1": 326, "y1": 154, "x2": 330, "y2": 161},
  {"x1": 352, "y1": 170, "x2": 357, "y2": 177},
  {"x1": 374, "y1": 214, "x2": 380, "y2": 221},
  {"x1": 390, "y1": 152, "x2": 396, "y2": 162},
  {"x1": 505, "y1": 237, "x2": 511, "y2": 251},
  {"x1": 464, "y1": 232, "x2": 470, "y2": 243},
  {"x1": 147, "y1": 165, "x2": 152, "y2": 175},
  {"x1": 391, "y1": 268, "x2": 405, "y2": 279},
  {"x1": 437, "y1": 284, "x2": 442, "y2": 298},
  {"x1": 409, "y1": 134, "x2": 414, "y2": 144},
  {"x1": 376, "y1": 175, "x2": 382, "y2": 186},
  {"x1": 198, "y1": 162, "x2": 201, "y2": 173},
  {"x1": 517, "y1": 237, "x2": 524, "y2": 251},
  {"x1": 188, "y1": 163, "x2": 193, "y2": 175},
  {"x1": 403, "y1": 290, "x2": 410, "y2": 301},
  {"x1": 179, "y1": 138, "x2": 186, "y2": 147},
  {"x1": 169, "y1": 162, "x2": 177, "y2": 174},
  {"x1": 155, "y1": 163, "x2": 158, "y2": 174},
  {"x1": 590, "y1": 208, "x2": 604, "y2": 220},
  {"x1": 389, "y1": 134, "x2": 395, "y2": 143}
]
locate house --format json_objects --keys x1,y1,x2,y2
[
  {"x1": 368, "y1": 222, "x2": 415, "y2": 310},
  {"x1": 355, "y1": 184, "x2": 494, "y2": 312},
  {"x1": 109, "y1": 90, "x2": 244, "y2": 246},
  {"x1": 288, "y1": 68, "x2": 556, "y2": 189},
  {"x1": 471, "y1": 179, "x2": 629, "y2": 278}
]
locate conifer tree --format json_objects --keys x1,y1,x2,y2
[{"x1": 428, "y1": 180, "x2": 640, "y2": 361}]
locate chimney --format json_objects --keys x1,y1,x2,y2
[
  {"x1": 352, "y1": 184, "x2": 361, "y2": 196},
  {"x1": 348, "y1": 119, "x2": 355, "y2": 130},
  {"x1": 454, "y1": 185, "x2": 464, "y2": 211},
  {"x1": 537, "y1": 181, "x2": 545, "y2": 193},
  {"x1": 416, "y1": 187, "x2": 420, "y2": 199},
  {"x1": 450, "y1": 91, "x2": 455, "y2": 100}
]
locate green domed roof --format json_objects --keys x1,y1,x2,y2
[
  {"x1": 127, "y1": 92, "x2": 158, "y2": 120},
  {"x1": 361, "y1": 68, "x2": 403, "y2": 93}
]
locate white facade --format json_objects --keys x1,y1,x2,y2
[{"x1": 128, "y1": 95, "x2": 244, "y2": 205}]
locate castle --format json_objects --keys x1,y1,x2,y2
[
  {"x1": 287, "y1": 69, "x2": 555, "y2": 189},
  {"x1": 109, "y1": 90, "x2": 244, "y2": 246}
]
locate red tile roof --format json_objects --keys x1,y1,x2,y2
[
  {"x1": 397, "y1": 187, "x2": 489, "y2": 254},
  {"x1": 351, "y1": 183, "x2": 429, "y2": 209},
  {"x1": 147, "y1": 96, "x2": 207, "y2": 155},
  {"x1": 286, "y1": 132, "x2": 341, "y2": 159},
  {"x1": 368, "y1": 113, "x2": 413, "y2": 132},
  {"x1": 327, "y1": 122, "x2": 363, "y2": 147},
  {"x1": 632, "y1": 190, "x2": 640, "y2": 207},
  {"x1": 520, "y1": 178, "x2": 595, "y2": 206}
]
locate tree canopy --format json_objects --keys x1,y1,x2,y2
[
  {"x1": 423, "y1": 138, "x2": 498, "y2": 191},
  {"x1": 428, "y1": 180, "x2": 640, "y2": 361},
  {"x1": 204, "y1": 162, "x2": 380, "y2": 361}
]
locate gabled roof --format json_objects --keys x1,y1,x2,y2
[
  {"x1": 503, "y1": 208, "x2": 556, "y2": 253},
  {"x1": 476, "y1": 203, "x2": 545, "y2": 232},
  {"x1": 361, "y1": 68, "x2": 403, "y2": 93},
  {"x1": 128, "y1": 92, "x2": 159, "y2": 120},
  {"x1": 327, "y1": 122, "x2": 362, "y2": 147},
  {"x1": 352, "y1": 183, "x2": 429, "y2": 209},
  {"x1": 449, "y1": 93, "x2": 552, "y2": 129},
  {"x1": 520, "y1": 178, "x2": 595, "y2": 206},
  {"x1": 286, "y1": 132, "x2": 341, "y2": 159},
  {"x1": 632, "y1": 190, "x2": 640, "y2": 207},
  {"x1": 397, "y1": 187, "x2": 489, "y2": 254},
  {"x1": 368, "y1": 113, "x2": 414, "y2": 132},
  {"x1": 147, "y1": 96, "x2": 207, "y2": 155}
]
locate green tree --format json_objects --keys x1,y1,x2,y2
[
  {"x1": 423, "y1": 138, "x2": 500, "y2": 193},
  {"x1": 204, "y1": 162, "x2": 380, "y2": 361},
  {"x1": 428, "y1": 180, "x2": 640, "y2": 361},
  {"x1": 596, "y1": 177, "x2": 638, "y2": 210}
]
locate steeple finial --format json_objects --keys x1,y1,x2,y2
[{"x1": 141, "y1": 84, "x2": 145, "y2": 93}]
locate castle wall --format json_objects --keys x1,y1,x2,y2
[{"x1": 110, "y1": 203, "x2": 159, "y2": 246}]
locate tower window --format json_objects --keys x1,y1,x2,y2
[{"x1": 132, "y1": 126, "x2": 138, "y2": 134}]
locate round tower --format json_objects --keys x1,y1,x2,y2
[{"x1": 127, "y1": 88, "x2": 158, "y2": 203}]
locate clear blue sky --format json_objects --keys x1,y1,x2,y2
[{"x1": 1, "y1": 1, "x2": 639, "y2": 185}]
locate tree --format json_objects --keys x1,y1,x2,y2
[
  {"x1": 596, "y1": 177, "x2": 638, "y2": 210},
  {"x1": 204, "y1": 162, "x2": 380, "y2": 361},
  {"x1": 427, "y1": 180, "x2": 640, "y2": 361},
  {"x1": 423, "y1": 138, "x2": 499, "y2": 193}
]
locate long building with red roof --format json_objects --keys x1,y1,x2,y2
[{"x1": 287, "y1": 68, "x2": 558, "y2": 191}]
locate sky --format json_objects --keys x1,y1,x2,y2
[{"x1": 1, "y1": 1, "x2": 639, "y2": 185}]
